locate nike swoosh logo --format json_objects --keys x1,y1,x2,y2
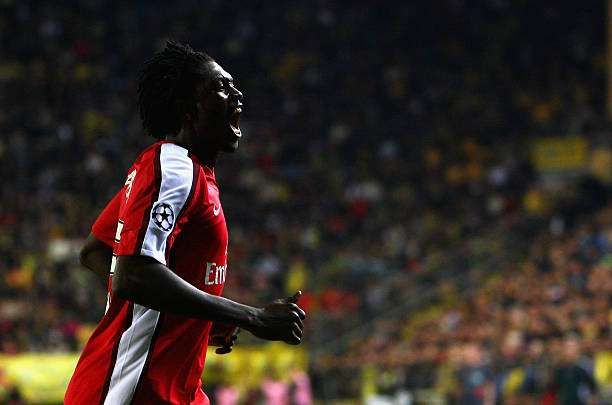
[{"x1": 213, "y1": 204, "x2": 221, "y2": 216}]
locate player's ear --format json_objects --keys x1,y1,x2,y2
[
  {"x1": 183, "y1": 109, "x2": 198, "y2": 131},
  {"x1": 184, "y1": 111, "x2": 193, "y2": 125}
]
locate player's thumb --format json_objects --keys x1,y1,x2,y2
[
  {"x1": 283, "y1": 290, "x2": 302, "y2": 304},
  {"x1": 215, "y1": 346, "x2": 232, "y2": 355}
]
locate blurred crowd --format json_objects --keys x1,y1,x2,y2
[
  {"x1": 0, "y1": 0, "x2": 611, "y2": 403},
  {"x1": 334, "y1": 205, "x2": 611, "y2": 404}
]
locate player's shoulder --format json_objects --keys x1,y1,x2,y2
[
  {"x1": 132, "y1": 141, "x2": 196, "y2": 173},
  {"x1": 120, "y1": 141, "x2": 200, "y2": 199}
]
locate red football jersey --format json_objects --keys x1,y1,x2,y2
[{"x1": 65, "y1": 141, "x2": 229, "y2": 405}]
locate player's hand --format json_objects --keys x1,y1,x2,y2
[
  {"x1": 209, "y1": 323, "x2": 240, "y2": 354},
  {"x1": 246, "y1": 291, "x2": 306, "y2": 345}
]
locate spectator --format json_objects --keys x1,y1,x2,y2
[{"x1": 553, "y1": 336, "x2": 598, "y2": 405}]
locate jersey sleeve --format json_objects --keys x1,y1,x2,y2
[
  {"x1": 91, "y1": 191, "x2": 122, "y2": 247},
  {"x1": 115, "y1": 143, "x2": 197, "y2": 265}
]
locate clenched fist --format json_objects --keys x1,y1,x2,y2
[{"x1": 244, "y1": 291, "x2": 306, "y2": 345}]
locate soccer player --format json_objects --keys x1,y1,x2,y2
[{"x1": 64, "y1": 41, "x2": 306, "y2": 405}]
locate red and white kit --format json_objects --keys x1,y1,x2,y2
[{"x1": 65, "y1": 141, "x2": 229, "y2": 404}]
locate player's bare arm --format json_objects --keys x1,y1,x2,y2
[
  {"x1": 83, "y1": 235, "x2": 243, "y2": 353},
  {"x1": 79, "y1": 233, "x2": 112, "y2": 283},
  {"x1": 114, "y1": 255, "x2": 305, "y2": 345}
]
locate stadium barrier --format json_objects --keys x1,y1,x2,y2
[{"x1": 0, "y1": 343, "x2": 307, "y2": 403}]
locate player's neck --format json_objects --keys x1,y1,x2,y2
[
  {"x1": 165, "y1": 133, "x2": 218, "y2": 168},
  {"x1": 196, "y1": 151, "x2": 218, "y2": 169}
]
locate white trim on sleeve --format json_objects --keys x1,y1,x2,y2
[{"x1": 139, "y1": 143, "x2": 193, "y2": 266}]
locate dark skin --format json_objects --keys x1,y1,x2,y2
[
  {"x1": 169, "y1": 62, "x2": 244, "y2": 164},
  {"x1": 80, "y1": 60, "x2": 306, "y2": 351},
  {"x1": 80, "y1": 233, "x2": 112, "y2": 283}
]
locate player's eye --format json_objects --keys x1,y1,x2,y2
[{"x1": 216, "y1": 80, "x2": 226, "y2": 92}]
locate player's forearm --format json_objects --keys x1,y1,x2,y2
[
  {"x1": 79, "y1": 234, "x2": 112, "y2": 283},
  {"x1": 113, "y1": 255, "x2": 261, "y2": 328}
]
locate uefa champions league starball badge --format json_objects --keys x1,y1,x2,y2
[{"x1": 151, "y1": 202, "x2": 175, "y2": 231}]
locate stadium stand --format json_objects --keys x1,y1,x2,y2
[{"x1": 0, "y1": 0, "x2": 610, "y2": 403}]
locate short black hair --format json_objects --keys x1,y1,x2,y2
[{"x1": 137, "y1": 41, "x2": 214, "y2": 139}]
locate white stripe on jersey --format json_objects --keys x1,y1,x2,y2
[
  {"x1": 104, "y1": 143, "x2": 194, "y2": 404},
  {"x1": 140, "y1": 143, "x2": 194, "y2": 265},
  {"x1": 104, "y1": 304, "x2": 160, "y2": 404}
]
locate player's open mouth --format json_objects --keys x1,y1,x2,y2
[{"x1": 229, "y1": 107, "x2": 242, "y2": 138}]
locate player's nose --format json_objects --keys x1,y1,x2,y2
[{"x1": 229, "y1": 85, "x2": 243, "y2": 105}]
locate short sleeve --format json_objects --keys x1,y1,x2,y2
[
  {"x1": 91, "y1": 191, "x2": 122, "y2": 247},
  {"x1": 115, "y1": 143, "x2": 196, "y2": 266}
]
